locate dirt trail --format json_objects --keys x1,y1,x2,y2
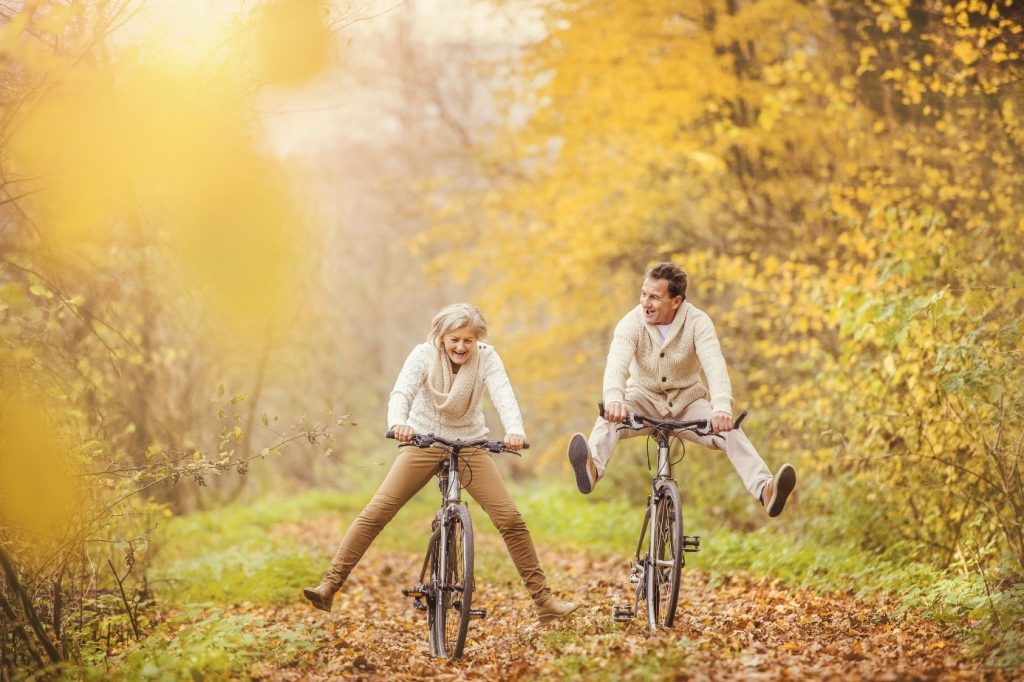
[{"x1": 259, "y1": 517, "x2": 991, "y2": 681}]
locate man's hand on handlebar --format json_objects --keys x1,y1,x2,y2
[
  {"x1": 603, "y1": 401, "x2": 628, "y2": 423},
  {"x1": 391, "y1": 424, "x2": 415, "y2": 442},
  {"x1": 504, "y1": 433, "x2": 526, "y2": 452},
  {"x1": 711, "y1": 412, "x2": 734, "y2": 434}
]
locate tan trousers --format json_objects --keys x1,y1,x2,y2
[
  {"x1": 323, "y1": 445, "x2": 550, "y2": 602},
  {"x1": 589, "y1": 395, "x2": 773, "y2": 499}
]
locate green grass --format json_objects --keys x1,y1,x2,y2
[
  {"x1": 148, "y1": 490, "x2": 361, "y2": 605},
  {"x1": 67, "y1": 607, "x2": 318, "y2": 680}
]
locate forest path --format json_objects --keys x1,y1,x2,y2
[{"x1": 249, "y1": 516, "x2": 987, "y2": 681}]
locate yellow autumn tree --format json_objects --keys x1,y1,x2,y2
[{"x1": 417, "y1": 0, "x2": 1023, "y2": 572}]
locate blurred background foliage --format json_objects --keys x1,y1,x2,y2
[{"x1": 0, "y1": 0, "x2": 1021, "y2": 676}]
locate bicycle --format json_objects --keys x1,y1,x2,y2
[
  {"x1": 602, "y1": 403, "x2": 747, "y2": 632},
  {"x1": 385, "y1": 430, "x2": 526, "y2": 660}
]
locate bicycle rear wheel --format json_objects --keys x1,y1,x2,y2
[
  {"x1": 647, "y1": 481, "x2": 683, "y2": 630},
  {"x1": 433, "y1": 504, "x2": 474, "y2": 659}
]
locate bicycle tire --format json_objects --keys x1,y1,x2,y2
[
  {"x1": 647, "y1": 481, "x2": 683, "y2": 630},
  {"x1": 434, "y1": 504, "x2": 474, "y2": 659}
]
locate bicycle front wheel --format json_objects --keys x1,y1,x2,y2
[
  {"x1": 647, "y1": 481, "x2": 683, "y2": 630},
  {"x1": 434, "y1": 503, "x2": 474, "y2": 659}
]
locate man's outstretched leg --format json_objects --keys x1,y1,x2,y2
[
  {"x1": 567, "y1": 432, "x2": 598, "y2": 494},
  {"x1": 676, "y1": 398, "x2": 797, "y2": 517},
  {"x1": 567, "y1": 395, "x2": 656, "y2": 494}
]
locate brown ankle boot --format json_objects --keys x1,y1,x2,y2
[
  {"x1": 534, "y1": 594, "x2": 582, "y2": 625},
  {"x1": 303, "y1": 577, "x2": 341, "y2": 612}
]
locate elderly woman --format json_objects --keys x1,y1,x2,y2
[{"x1": 303, "y1": 303, "x2": 580, "y2": 624}]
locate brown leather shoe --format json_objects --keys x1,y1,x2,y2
[
  {"x1": 762, "y1": 464, "x2": 796, "y2": 518},
  {"x1": 567, "y1": 433, "x2": 598, "y2": 494},
  {"x1": 303, "y1": 579, "x2": 340, "y2": 612},
  {"x1": 535, "y1": 594, "x2": 582, "y2": 625}
]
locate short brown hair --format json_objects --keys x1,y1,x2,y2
[{"x1": 646, "y1": 262, "x2": 687, "y2": 299}]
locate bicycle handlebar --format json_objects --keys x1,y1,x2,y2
[
  {"x1": 598, "y1": 402, "x2": 747, "y2": 434},
  {"x1": 385, "y1": 430, "x2": 528, "y2": 454}
]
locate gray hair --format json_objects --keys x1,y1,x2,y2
[{"x1": 428, "y1": 303, "x2": 488, "y2": 348}]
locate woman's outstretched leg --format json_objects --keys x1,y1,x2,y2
[
  {"x1": 461, "y1": 449, "x2": 581, "y2": 624},
  {"x1": 304, "y1": 446, "x2": 441, "y2": 611}
]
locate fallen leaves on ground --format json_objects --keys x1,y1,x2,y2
[{"x1": 197, "y1": 516, "x2": 1002, "y2": 680}]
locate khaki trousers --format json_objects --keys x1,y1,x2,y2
[
  {"x1": 588, "y1": 395, "x2": 773, "y2": 499},
  {"x1": 323, "y1": 445, "x2": 549, "y2": 602}
]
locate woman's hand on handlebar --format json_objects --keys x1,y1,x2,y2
[
  {"x1": 504, "y1": 433, "x2": 526, "y2": 452},
  {"x1": 391, "y1": 424, "x2": 415, "y2": 442},
  {"x1": 603, "y1": 401, "x2": 628, "y2": 423}
]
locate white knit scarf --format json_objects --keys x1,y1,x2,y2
[{"x1": 426, "y1": 345, "x2": 484, "y2": 424}]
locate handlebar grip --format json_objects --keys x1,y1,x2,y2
[
  {"x1": 521, "y1": 442, "x2": 530, "y2": 450},
  {"x1": 598, "y1": 401, "x2": 605, "y2": 419},
  {"x1": 734, "y1": 411, "x2": 748, "y2": 430},
  {"x1": 385, "y1": 430, "x2": 395, "y2": 439}
]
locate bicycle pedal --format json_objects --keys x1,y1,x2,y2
[
  {"x1": 613, "y1": 605, "x2": 634, "y2": 622},
  {"x1": 469, "y1": 609, "x2": 487, "y2": 619},
  {"x1": 683, "y1": 535, "x2": 701, "y2": 552},
  {"x1": 402, "y1": 586, "x2": 427, "y2": 598}
]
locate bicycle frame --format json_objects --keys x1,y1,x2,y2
[
  {"x1": 391, "y1": 432, "x2": 525, "y2": 659},
  {"x1": 611, "y1": 407, "x2": 746, "y2": 630}
]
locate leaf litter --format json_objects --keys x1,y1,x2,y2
[{"x1": 221, "y1": 515, "x2": 1007, "y2": 680}]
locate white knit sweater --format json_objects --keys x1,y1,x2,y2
[
  {"x1": 387, "y1": 342, "x2": 526, "y2": 440},
  {"x1": 603, "y1": 303, "x2": 734, "y2": 416}
]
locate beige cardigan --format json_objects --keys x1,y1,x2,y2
[{"x1": 603, "y1": 303, "x2": 734, "y2": 416}]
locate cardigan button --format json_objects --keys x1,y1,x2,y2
[
  {"x1": 661, "y1": 377, "x2": 666, "y2": 382},
  {"x1": 660, "y1": 352, "x2": 665, "y2": 358},
  {"x1": 668, "y1": 402, "x2": 673, "y2": 407}
]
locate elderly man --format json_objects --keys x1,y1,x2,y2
[{"x1": 567, "y1": 262, "x2": 796, "y2": 516}]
